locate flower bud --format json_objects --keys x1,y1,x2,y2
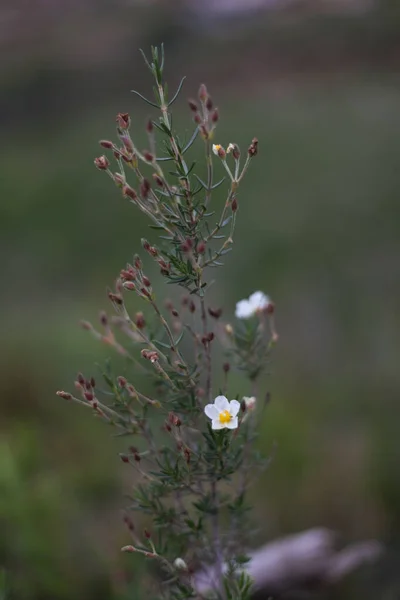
[
  {"x1": 99, "y1": 140, "x2": 113, "y2": 149},
  {"x1": 123, "y1": 281, "x2": 135, "y2": 291},
  {"x1": 123, "y1": 185, "x2": 137, "y2": 200},
  {"x1": 146, "y1": 118, "x2": 153, "y2": 133},
  {"x1": 99, "y1": 311, "x2": 108, "y2": 326},
  {"x1": 211, "y1": 108, "x2": 219, "y2": 123},
  {"x1": 198, "y1": 83, "x2": 208, "y2": 103},
  {"x1": 174, "y1": 558, "x2": 188, "y2": 571},
  {"x1": 108, "y1": 292, "x2": 123, "y2": 305},
  {"x1": 118, "y1": 376, "x2": 127, "y2": 388},
  {"x1": 94, "y1": 155, "x2": 109, "y2": 170},
  {"x1": 84, "y1": 391, "x2": 94, "y2": 401},
  {"x1": 113, "y1": 173, "x2": 125, "y2": 187},
  {"x1": 80, "y1": 320, "x2": 92, "y2": 331},
  {"x1": 142, "y1": 275, "x2": 151, "y2": 288},
  {"x1": 248, "y1": 137, "x2": 258, "y2": 157},
  {"x1": 152, "y1": 173, "x2": 164, "y2": 187},
  {"x1": 120, "y1": 454, "x2": 129, "y2": 463},
  {"x1": 135, "y1": 312, "x2": 145, "y2": 329},
  {"x1": 56, "y1": 391, "x2": 72, "y2": 400},
  {"x1": 231, "y1": 197, "x2": 238, "y2": 212},
  {"x1": 140, "y1": 178, "x2": 151, "y2": 199},
  {"x1": 197, "y1": 241, "x2": 206, "y2": 254},
  {"x1": 116, "y1": 112, "x2": 130, "y2": 130},
  {"x1": 223, "y1": 362, "x2": 230, "y2": 373},
  {"x1": 206, "y1": 96, "x2": 213, "y2": 111},
  {"x1": 143, "y1": 150, "x2": 154, "y2": 163},
  {"x1": 120, "y1": 135, "x2": 133, "y2": 153},
  {"x1": 188, "y1": 99, "x2": 198, "y2": 112},
  {"x1": 208, "y1": 307, "x2": 222, "y2": 319}
]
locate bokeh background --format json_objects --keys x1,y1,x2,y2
[{"x1": 1, "y1": 0, "x2": 400, "y2": 598}]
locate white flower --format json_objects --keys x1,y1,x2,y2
[
  {"x1": 204, "y1": 395, "x2": 240, "y2": 430},
  {"x1": 235, "y1": 291, "x2": 271, "y2": 319},
  {"x1": 226, "y1": 143, "x2": 235, "y2": 153},
  {"x1": 242, "y1": 396, "x2": 256, "y2": 411},
  {"x1": 173, "y1": 557, "x2": 188, "y2": 570},
  {"x1": 212, "y1": 144, "x2": 226, "y2": 158}
]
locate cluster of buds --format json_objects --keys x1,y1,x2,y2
[
  {"x1": 141, "y1": 238, "x2": 171, "y2": 278},
  {"x1": 118, "y1": 256, "x2": 153, "y2": 300},
  {"x1": 248, "y1": 137, "x2": 258, "y2": 157},
  {"x1": 188, "y1": 83, "x2": 218, "y2": 141}
]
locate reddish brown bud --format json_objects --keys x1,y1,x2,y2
[
  {"x1": 188, "y1": 99, "x2": 198, "y2": 112},
  {"x1": 152, "y1": 173, "x2": 164, "y2": 187},
  {"x1": 143, "y1": 150, "x2": 154, "y2": 163},
  {"x1": 80, "y1": 320, "x2": 93, "y2": 331},
  {"x1": 223, "y1": 362, "x2": 230, "y2": 373},
  {"x1": 118, "y1": 376, "x2": 127, "y2": 388},
  {"x1": 116, "y1": 112, "x2": 130, "y2": 130},
  {"x1": 206, "y1": 96, "x2": 213, "y2": 111},
  {"x1": 189, "y1": 300, "x2": 196, "y2": 313},
  {"x1": 232, "y1": 197, "x2": 238, "y2": 212},
  {"x1": 134, "y1": 453, "x2": 141, "y2": 462},
  {"x1": 120, "y1": 454, "x2": 129, "y2": 463},
  {"x1": 99, "y1": 140, "x2": 113, "y2": 149},
  {"x1": 84, "y1": 391, "x2": 94, "y2": 401},
  {"x1": 207, "y1": 332, "x2": 215, "y2": 342},
  {"x1": 266, "y1": 301, "x2": 275, "y2": 315},
  {"x1": 211, "y1": 108, "x2": 219, "y2": 123},
  {"x1": 208, "y1": 307, "x2": 222, "y2": 319},
  {"x1": 94, "y1": 155, "x2": 109, "y2": 170},
  {"x1": 144, "y1": 529, "x2": 151, "y2": 539},
  {"x1": 240, "y1": 399, "x2": 246, "y2": 413},
  {"x1": 123, "y1": 281, "x2": 135, "y2": 291},
  {"x1": 113, "y1": 173, "x2": 125, "y2": 187},
  {"x1": 77, "y1": 372, "x2": 85, "y2": 385},
  {"x1": 56, "y1": 391, "x2": 72, "y2": 400},
  {"x1": 142, "y1": 276, "x2": 151, "y2": 287},
  {"x1": 134, "y1": 256, "x2": 142, "y2": 270},
  {"x1": 113, "y1": 149, "x2": 121, "y2": 160},
  {"x1": 197, "y1": 241, "x2": 206, "y2": 254},
  {"x1": 120, "y1": 135, "x2": 133, "y2": 154},
  {"x1": 248, "y1": 137, "x2": 258, "y2": 157},
  {"x1": 198, "y1": 83, "x2": 208, "y2": 103},
  {"x1": 108, "y1": 292, "x2": 123, "y2": 305},
  {"x1": 171, "y1": 309, "x2": 179, "y2": 317},
  {"x1": 90, "y1": 377, "x2": 96, "y2": 388},
  {"x1": 146, "y1": 118, "x2": 153, "y2": 133},
  {"x1": 181, "y1": 238, "x2": 193, "y2": 253},
  {"x1": 123, "y1": 185, "x2": 137, "y2": 200},
  {"x1": 193, "y1": 113, "x2": 202, "y2": 125},
  {"x1": 141, "y1": 349, "x2": 159, "y2": 363},
  {"x1": 99, "y1": 311, "x2": 108, "y2": 326},
  {"x1": 135, "y1": 312, "x2": 145, "y2": 329},
  {"x1": 140, "y1": 178, "x2": 151, "y2": 199},
  {"x1": 165, "y1": 422, "x2": 172, "y2": 433}
]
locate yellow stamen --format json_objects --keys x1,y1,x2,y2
[{"x1": 219, "y1": 410, "x2": 231, "y2": 424}]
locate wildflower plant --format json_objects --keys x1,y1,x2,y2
[{"x1": 57, "y1": 45, "x2": 278, "y2": 600}]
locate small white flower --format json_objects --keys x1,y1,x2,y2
[
  {"x1": 235, "y1": 291, "x2": 271, "y2": 319},
  {"x1": 242, "y1": 396, "x2": 256, "y2": 411},
  {"x1": 204, "y1": 395, "x2": 240, "y2": 430},
  {"x1": 212, "y1": 144, "x2": 226, "y2": 158},
  {"x1": 226, "y1": 143, "x2": 235, "y2": 153},
  {"x1": 174, "y1": 557, "x2": 188, "y2": 570}
]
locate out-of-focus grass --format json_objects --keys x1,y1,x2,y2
[{"x1": 1, "y1": 65, "x2": 400, "y2": 597}]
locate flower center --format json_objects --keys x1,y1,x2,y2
[{"x1": 219, "y1": 410, "x2": 231, "y2": 424}]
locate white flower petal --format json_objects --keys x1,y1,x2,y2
[
  {"x1": 249, "y1": 291, "x2": 269, "y2": 311},
  {"x1": 229, "y1": 399, "x2": 241, "y2": 418},
  {"x1": 225, "y1": 417, "x2": 238, "y2": 430},
  {"x1": 214, "y1": 395, "x2": 229, "y2": 411},
  {"x1": 235, "y1": 299, "x2": 253, "y2": 319},
  {"x1": 204, "y1": 404, "x2": 219, "y2": 420},
  {"x1": 211, "y1": 419, "x2": 225, "y2": 430}
]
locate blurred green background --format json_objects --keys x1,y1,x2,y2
[{"x1": 1, "y1": 0, "x2": 400, "y2": 598}]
